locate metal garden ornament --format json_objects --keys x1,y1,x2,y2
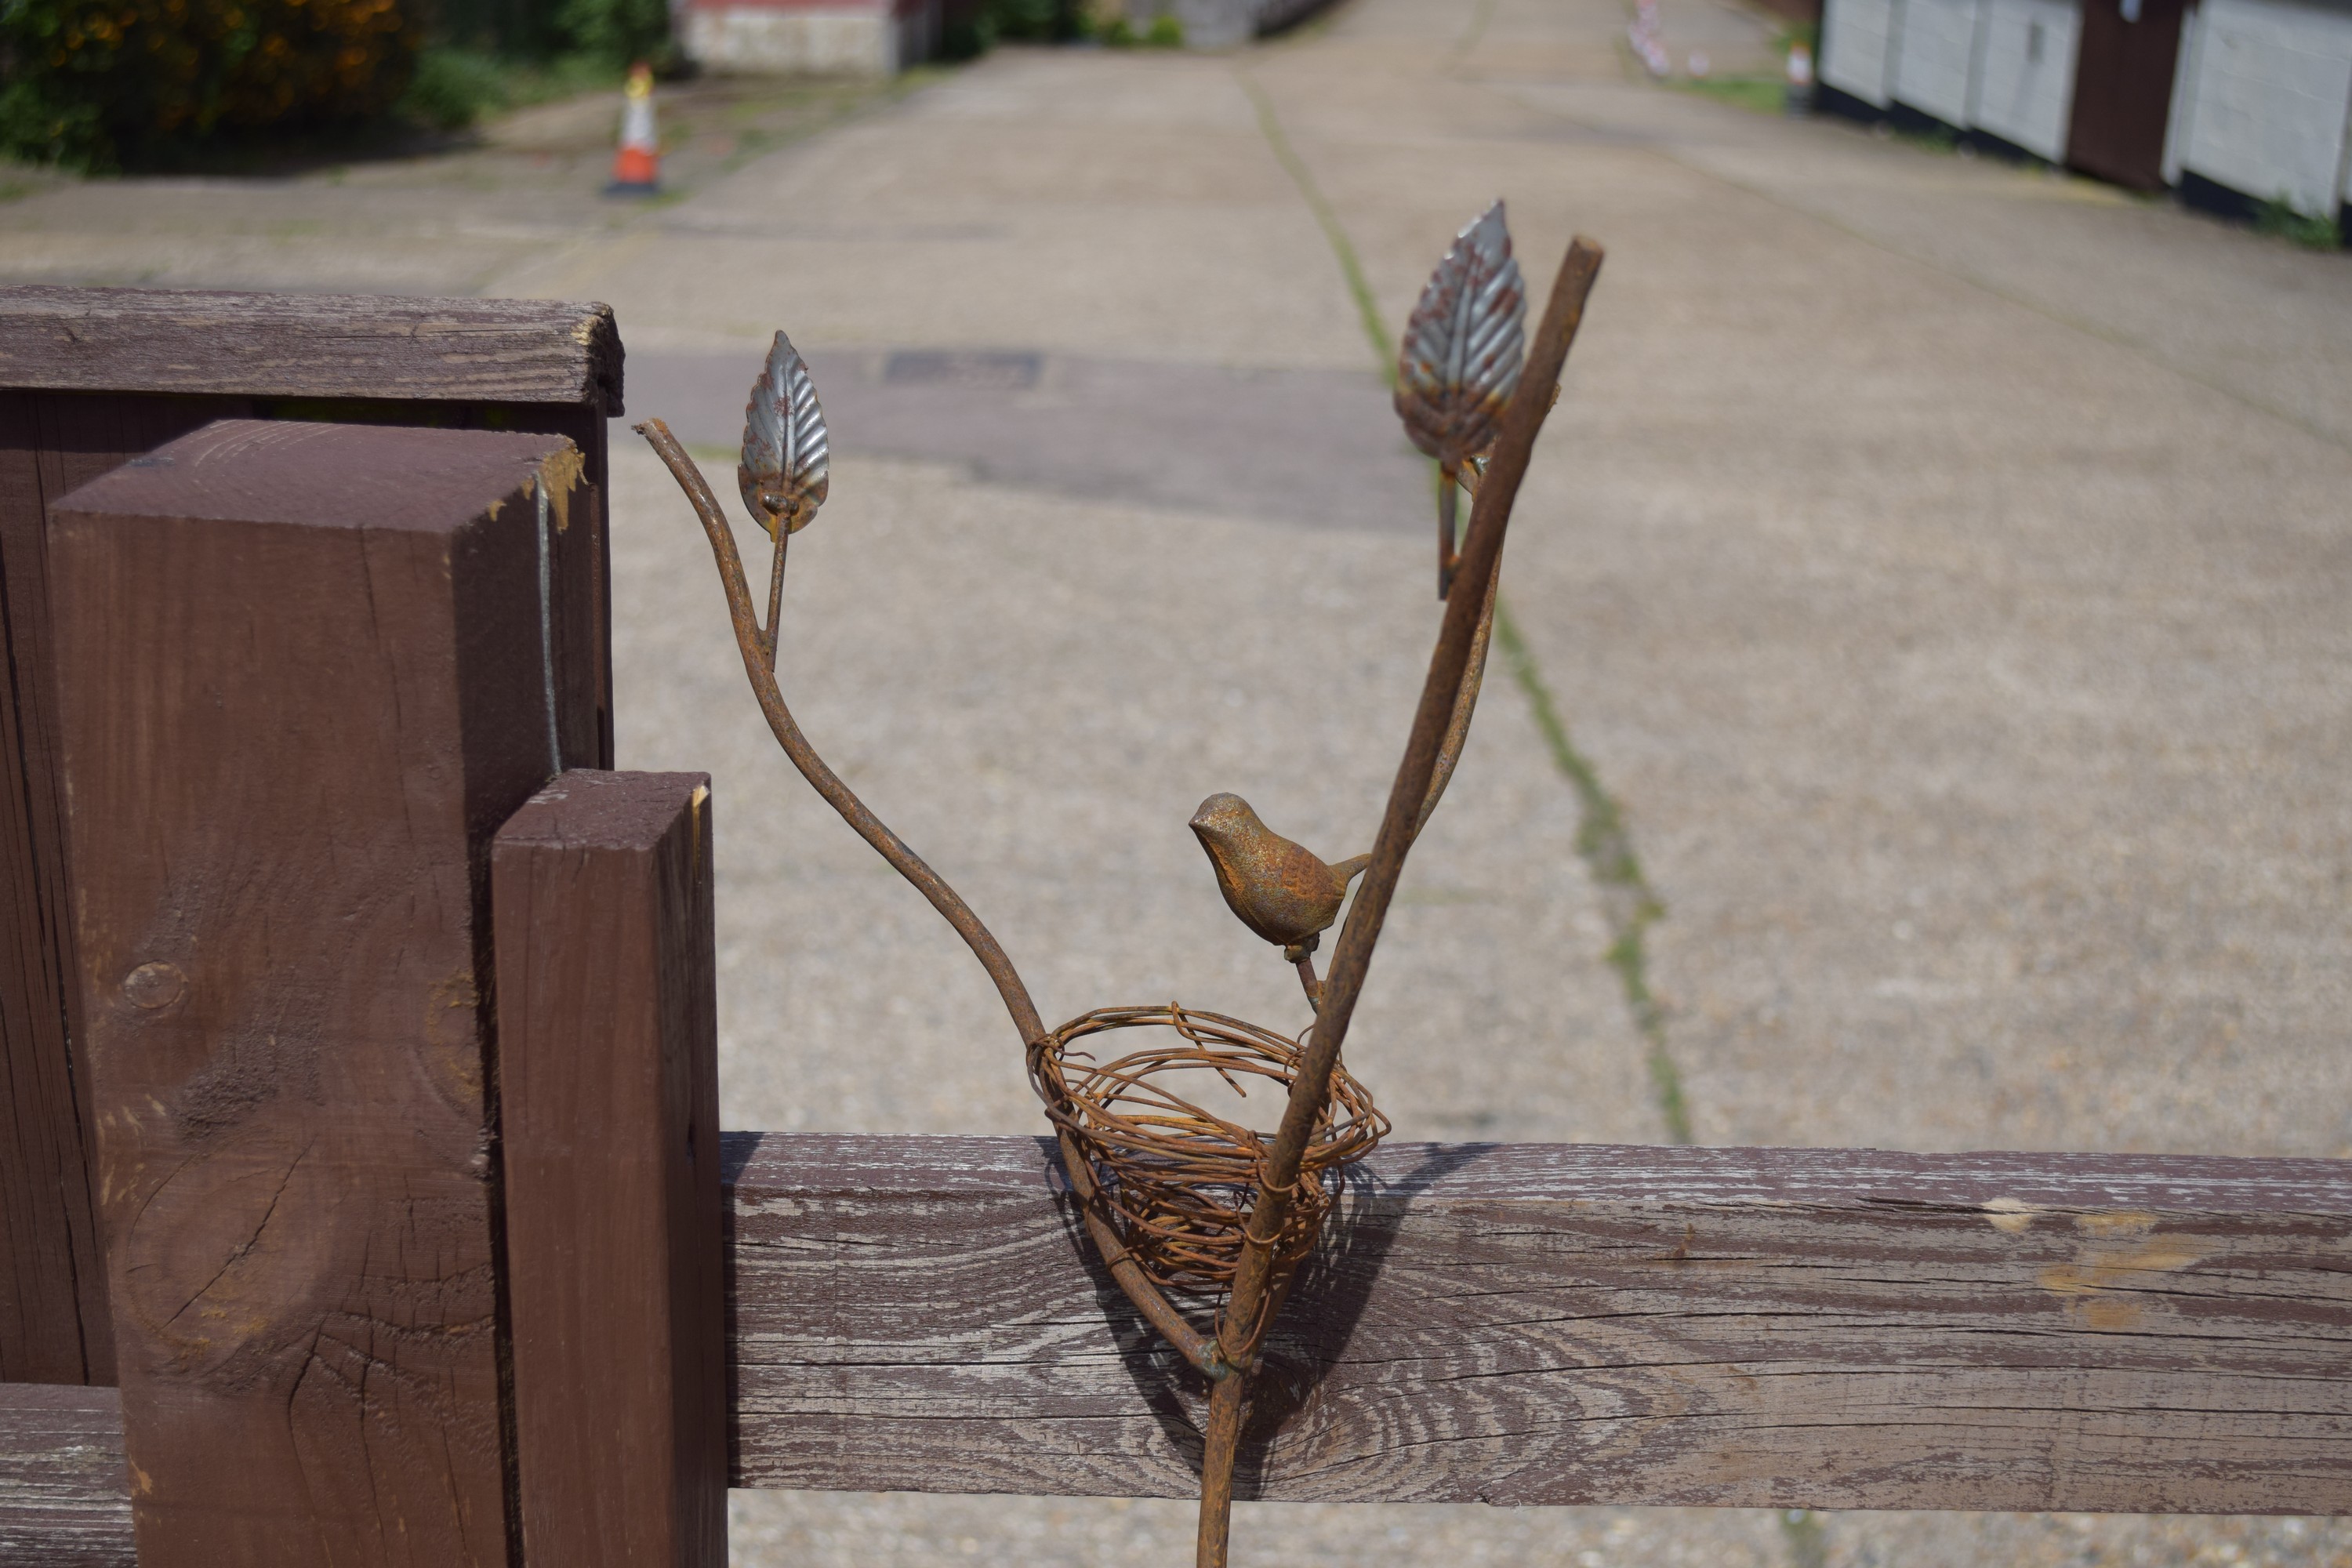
[{"x1": 638, "y1": 206, "x2": 1605, "y2": 1568}]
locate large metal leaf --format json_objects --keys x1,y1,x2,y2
[
  {"x1": 1393, "y1": 201, "x2": 1526, "y2": 472},
  {"x1": 739, "y1": 330, "x2": 830, "y2": 536}
]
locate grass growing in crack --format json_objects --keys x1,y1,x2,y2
[
  {"x1": 1237, "y1": 73, "x2": 1396, "y2": 370},
  {"x1": 1494, "y1": 601, "x2": 1691, "y2": 1145},
  {"x1": 1247, "y1": 70, "x2": 1694, "y2": 1145}
]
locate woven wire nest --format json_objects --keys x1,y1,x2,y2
[{"x1": 1029, "y1": 1004, "x2": 1389, "y2": 1300}]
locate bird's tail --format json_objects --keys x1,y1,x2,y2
[{"x1": 1331, "y1": 853, "x2": 1373, "y2": 886}]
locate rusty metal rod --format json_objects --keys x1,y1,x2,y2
[
  {"x1": 636, "y1": 418, "x2": 1231, "y2": 1381},
  {"x1": 1193, "y1": 241, "x2": 1606, "y2": 1565},
  {"x1": 1436, "y1": 472, "x2": 1459, "y2": 599},
  {"x1": 1195, "y1": 1371, "x2": 1248, "y2": 1568},
  {"x1": 1410, "y1": 554, "x2": 1499, "y2": 846},
  {"x1": 1294, "y1": 949, "x2": 1323, "y2": 1011},
  {"x1": 1224, "y1": 239, "x2": 1603, "y2": 1345},
  {"x1": 762, "y1": 528, "x2": 788, "y2": 672}
]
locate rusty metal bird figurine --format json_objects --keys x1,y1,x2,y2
[
  {"x1": 637, "y1": 206, "x2": 1606, "y2": 1568},
  {"x1": 1189, "y1": 792, "x2": 1370, "y2": 983}
]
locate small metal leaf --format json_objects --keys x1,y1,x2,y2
[
  {"x1": 1394, "y1": 201, "x2": 1526, "y2": 474},
  {"x1": 739, "y1": 330, "x2": 830, "y2": 536}
]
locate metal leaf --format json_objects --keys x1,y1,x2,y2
[
  {"x1": 1393, "y1": 201, "x2": 1526, "y2": 473},
  {"x1": 739, "y1": 330, "x2": 830, "y2": 536}
]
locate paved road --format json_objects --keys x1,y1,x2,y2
[{"x1": 9, "y1": 0, "x2": 2352, "y2": 1559}]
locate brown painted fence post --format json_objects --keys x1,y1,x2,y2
[
  {"x1": 1, "y1": 286, "x2": 622, "y2": 1390},
  {"x1": 45, "y1": 418, "x2": 593, "y2": 1565},
  {"x1": 493, "y1": 771, "x2": 726, "y2": 1568}
]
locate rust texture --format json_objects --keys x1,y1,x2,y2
[
  {"x1": 1189, "y1": 794, "x2": 1370, "y2": 953},
  {"x1": 1028, "y1": 1005, "x2": 1386, "y2": 1299},
  {"x1": 636, "y1": 210, "x2": 1604, "y2": 1568}
]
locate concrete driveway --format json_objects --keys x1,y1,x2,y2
[{"x1": 8, "y1": 0, "x2": 2351, "y2": 1559}]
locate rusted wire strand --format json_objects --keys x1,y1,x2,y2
[{"x1": 1029, "y1": 1005, "x2": 1385, "y2": 1299}]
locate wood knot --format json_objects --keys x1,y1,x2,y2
[{"x1": 122, "y1": 961, "x2": 188, "y2": 1011}]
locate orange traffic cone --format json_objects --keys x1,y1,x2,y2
[{"x1": 608, "y1": 62, "x2": 659, "y2": 195}]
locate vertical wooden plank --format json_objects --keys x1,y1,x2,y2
[
  {"x1": 0, "y1": 391, "x2": 97, "y2": 1390},
  {"x1": 47, "y1": 418, "x2": 592, "y2": 1566},
  {"x1": 0, "y1": 390, "x2": 240, "y2": 1387},
  {"x1": 493, "y1": 770, "x2": 724, "y2": 1568}
]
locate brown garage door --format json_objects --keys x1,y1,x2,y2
[{"x1": 2067, "y1": 0, "x2": 2188, "y2": 190}]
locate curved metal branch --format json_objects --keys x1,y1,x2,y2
[
  {"x1": 634, "y1": 417, "x2": 1230, "y2": 1381},
  {"x1": 639, "y1": 418, "x2": 1040, "y2": 1040}
]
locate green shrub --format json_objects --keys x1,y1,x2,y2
[
  {"x1": 985, "y1": 0, "x2": 1081, "y2": 38},
  {"x1": 397, "y1": 44, "x2": 509, "y2": 130},
  {"x1": 1142, "y1": 10, "x2": 1180, "y2": 44},
  {"x1": 0, "y1": 0, "x2": 422, "y2": 169},
  {"x1": 555, "y1": 0, "x2": 670, "y2": 66}
]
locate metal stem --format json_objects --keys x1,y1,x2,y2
[
  {"x1": 1409, "y1": 558, "x2": 1499, "y2": 844},
  {"x1": 1195, "y1": 1372, "x2": 1248, "y2": 1568},
  {"x1": 1436, "y1": 471, "x2": 1458, "y2": 599},
  {"x1": 636, "y1": 418, "x2": 1231, "y2": 1381},
  {"x1": 762, "y1": 526, "x2": 788, "y2": 673},
  {"x1": 1211, "y1": 239, "x2": 1605, "y2": 1382}
]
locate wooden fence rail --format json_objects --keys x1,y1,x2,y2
[
  {"x1": 727, "y1": 1134, "x2": 2352, "y2": 1513},
  {"x1": 11, "y1": 1131, "x2": 2352, "y2": 1563}
]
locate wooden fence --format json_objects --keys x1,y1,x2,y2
[{"x1": 1, "y1": 289, "x2": 2347, "y2": 1566}]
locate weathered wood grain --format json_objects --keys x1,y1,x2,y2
[
  {"x1": 0, "y1": 392, "x2": 238, "y2": 1387},
  {"x1": 0, "y1": 1384, "x2": 129, "y2": 1567},
  {"x1": 726, "y1": 1134, "x2": 2352, "y2": 1513},
  {"x1": 6, "y1": 1134, "x2": 2351, "y2": 1543},
  {"x1": 0, "y1": 288, "x2": 622, "y2": 412},
  {"x1": 495, "y1": 771, "x2": 726, "y2": 1568},
  {"x1": 47, "y1": 420, "x2": 593, "y2": 1565}
]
